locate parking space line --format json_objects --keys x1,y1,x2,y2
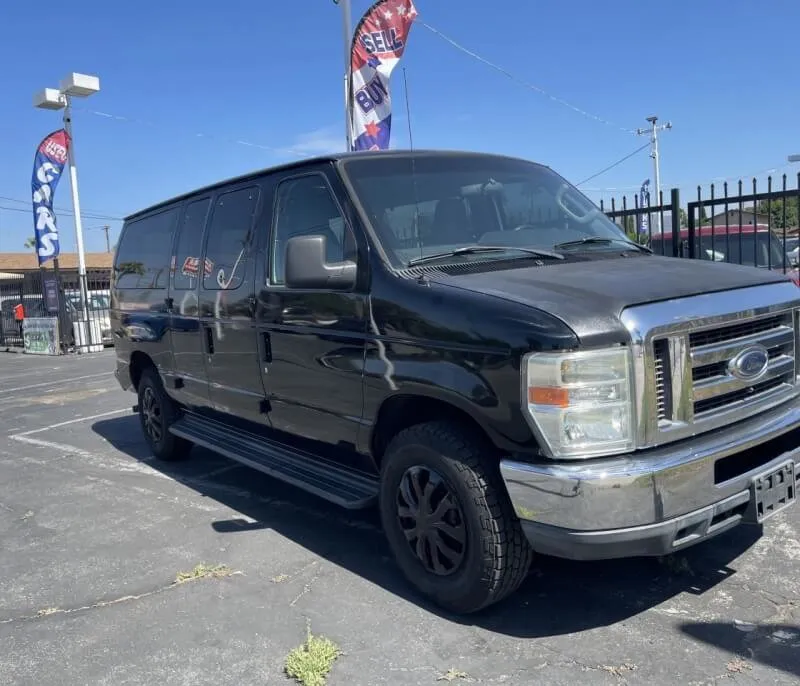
[
  {"x1": 1, "y1": 372, "x2": 114, "y2": 395},
  {"x1": 11, "y1": 408, "x2": 129, "y2": 437},
  {"x1": 10, "y1": 434, "x2": 171, "y2": 480}
]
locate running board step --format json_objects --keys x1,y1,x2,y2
[{"x1": 169, "y1": 413, "x2": 378, "y2": 509}]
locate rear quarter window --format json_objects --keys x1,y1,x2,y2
[{"x1": 114, "y1": 206, "x2": 180, "y2": 289}]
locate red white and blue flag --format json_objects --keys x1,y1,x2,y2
[
  {"x1": 31, "y1": 129, "x2": 70, "y2": 266},
  {"x1": 349, "y1": 0, "x2": 417, "y2": 151}
]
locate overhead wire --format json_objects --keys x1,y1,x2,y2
[
  {"x1": 0, "y1": 203, "x2": 123, "y2": 222},
  {"x1": 582, "y1": 163, "x2": 800, "y2": 195},
  {"x1": 0, "y1": 195, "x2": 122, "y2": 220},
  {"x1": 575, "y1": 143, "x2": 651, "y2": 186},
  {"x1": 72, "y1": 106, "x2": 319, "y2": 159},
  {"x1": 418, "y1": 20, "x2": 637, "y2": 135}
]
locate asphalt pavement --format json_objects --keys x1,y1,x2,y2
[{"x1": 0, "y1": 350, "x2": 798, "y2": 685}]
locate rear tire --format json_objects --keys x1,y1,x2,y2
[
  {"x1": 137, "y1": 368, "x2": 192, "y2": 461},
  {"x1": 379, "y1": 421, "x2": 532, "y2": 614}
]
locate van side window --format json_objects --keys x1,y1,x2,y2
[
  {"x1": 172, "y1": 198, "x2": 211, "y2": 290},
  {"x1": 271, "y1": 175, "x2": 356, "y2": 285},
  {"x1": 115, "y1": 207, "x2": 180, "y2": 289},
  {"x1": 203, "y1": 186, "x2": 260, "y2": 291}
]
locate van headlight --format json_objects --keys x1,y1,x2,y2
[{"x1": 522, "y1": 347, "x2": 635, "y2": 459}]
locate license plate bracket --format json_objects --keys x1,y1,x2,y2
[{"x1": 749, "y1": 460, "x2": 796, "y2": 524}]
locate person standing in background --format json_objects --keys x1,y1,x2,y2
[{"x1": 13, "y1": 301, "x2": 24, "y2": 338}]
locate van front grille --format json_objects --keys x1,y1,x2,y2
[
  {"x1": 689, "y1": 312, "x2": 796, "y2": 419},
  {"x1": 654, "y1": 338, "x2": 670, "y2": 422},
  {"x1": 620, "y1": 284, "x2": 800, "y2": 449}
]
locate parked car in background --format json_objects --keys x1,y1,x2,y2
[
  {"x1": 64, "y1": 289, "x2": 113, "y2": 345},
  {"x1": 650, "y1": 225, "x2": 800, "y2": 286},
  {"x1": 786, "y1": 236, "x2": 799, "y2": 267}
]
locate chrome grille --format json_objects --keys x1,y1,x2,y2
[
  {"x1": 689, "y1": 312, "x2": 795, "y2": 420},
  {"x1": 620, "y1": 282, "x2": 800, "y2": 449},
  {"x1": 654, "y1": 338, "x2": 669, "y2": 422}
]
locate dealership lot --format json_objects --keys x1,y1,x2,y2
[{"x1": 0, "y1": 351, "x2": 798, "y2": 685}]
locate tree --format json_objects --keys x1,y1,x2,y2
[
  {"x1": 24, "y1": 236, "x2": 36, "y2": 253},
  {"x1": 677, "y1": 206, "x2": 708, "y2": 227},
  {"x1": 756, "y1": 197, "x2": 799, "y2": 229}
]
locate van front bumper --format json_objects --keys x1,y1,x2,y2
[{"x1": 500, "y1": 397, "x2": 800, "y2": 561}]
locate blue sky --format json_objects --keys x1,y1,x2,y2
[{"x1": 1, "y1": 0, "x2": 799, "y2": 254}]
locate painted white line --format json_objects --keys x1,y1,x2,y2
[
  {"x1": 1, "y1": 372, "x2": 114, "y2": 395},
  {"x1": 10, "y1": 434, "x2": 170, "y2": 480},
  {"x1": 12, "y1": 408, "x2": 129, "y2": 437}
]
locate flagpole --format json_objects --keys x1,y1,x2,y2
[{"x1": 338, "y1": 0, "x2": 354, "y2": 150}]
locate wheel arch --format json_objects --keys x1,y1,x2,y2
[
  {"x1": 129, "y1": 350, "x2": 156, "y2": 391},
  {"x1": 369, "y1": 390, "x2": 497, "y2": 468}
]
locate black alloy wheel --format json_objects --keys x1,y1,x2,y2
[
  {"x1": 396, "y1": 465, "x2": 467, "y2": 576},
  {"x1": 379, "y1": 421, "x2": 533, "y2": 614},
  {"x1": 137, "y1": 367, "x2": 192, "y2": 461},
  {"x1": 140, "y1": 385, "x2": 163, "y2": 445}
]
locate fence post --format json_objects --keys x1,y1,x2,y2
[
  {"x1": 52, "y1": 258, "x2": 71, "y2": 354},
  {"x1": 670, "y1": 188, "x2": 681, "y2": 258}
]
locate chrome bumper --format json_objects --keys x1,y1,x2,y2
[{"x1": 500, "y1": 397, "x2": 800, "y2": 560}]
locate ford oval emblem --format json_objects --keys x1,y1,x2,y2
[{"x1": 728, "y1": 344, "x2": 769, "y2": 381}]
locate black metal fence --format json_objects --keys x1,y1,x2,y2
[
  {"x1": 601, "y1": 188, "x2": 682, "y2": 257},
  {"x1": 600, "y1": 175, "x2": 800, "y2": 278},
  {"x1": 0, "y1": 268, "x2": 112, "y2": 354}
]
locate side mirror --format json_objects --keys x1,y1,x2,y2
[{"x1": 284, "y1": 235, "x2": 357, "y2": 290}]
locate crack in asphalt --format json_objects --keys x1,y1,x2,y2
[{"x1": 0, "y1": 570, "x2": 241, "y2": 626}]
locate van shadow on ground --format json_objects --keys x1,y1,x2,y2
[{"x1": 93, "y1": 414, "x2": 764, "y2": 641}]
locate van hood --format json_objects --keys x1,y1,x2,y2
[{"x1": 431, "y1": 254, "x2": 793, "y2": 346}]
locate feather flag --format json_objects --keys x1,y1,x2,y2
[
  {"x1": 349, "y1": 0, "x2": 417, "y2": 151},
  {"x1": 31, "y1": 129, "x2": 70, "y2": 265}
]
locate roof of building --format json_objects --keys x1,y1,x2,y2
[{"x1": 0, "y1": 252, "x2": 113, "y2": 272}]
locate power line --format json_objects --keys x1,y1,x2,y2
[
  {"x1": 0, "y1": 196, "x2": 122, "y2": 220},
  {"x1": 0, "y1": 204, "x2": 123, "y2": 221},
  {"x1": 72, "y1": 106, "x2": 320, "y2": 159},
  {"x1": 0, "y1": 196, "x2": 122, "y2": 221},
  {"x1": 418, "y1": 20, "x2": 637, "y2": 135},
  {"x1": 583, "y1": 163, "x2": 799, "y2": 194},
  {"x1": 575, "y1": 143, "x2": 651, "y2": 186}
]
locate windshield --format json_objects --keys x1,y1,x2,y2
[{"x1": 342, "y1": 154, "x2": 632, "y2": 267}]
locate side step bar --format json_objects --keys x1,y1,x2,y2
[{"x1": 169, "y1": 413, "x2": 378, "y2": 509}]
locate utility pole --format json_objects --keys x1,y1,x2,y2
[
  {"x1": 637, "y1": 116, "x2": 672, "y2": 234},
  {"x1": 102, "y1": 225, "x2": 111, "y2": 253}
]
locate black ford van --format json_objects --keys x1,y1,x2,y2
[{"x1": 112, "y1": 150, "x2": 799, "y2": 613}]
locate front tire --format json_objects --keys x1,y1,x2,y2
[
  {"x1": 379, "y1": 421, "x2": 533, "y2": 614},
  {"x1": 138, "y1": 368, "x2": 192, "y2": 461}
]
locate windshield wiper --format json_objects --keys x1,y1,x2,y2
[
  {"x1": 553, "y1": 236, "x2": 652, "y2": 253},
  {"x1": 406, "y1": 245, "x2": 565, "y2": 267}
]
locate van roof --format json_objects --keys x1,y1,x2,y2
[{"x1": 123, "y1": 149, "x2": 545, "y2": 221}]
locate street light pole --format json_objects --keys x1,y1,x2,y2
[
  {"x1": 34, "y1": 72, "x2": 101, "y2": 352},
  {"x1": 637, "y1": 116, "x2": 672, "y2": 234},
  {"x1": 61, "y1": 94, "x2": 91, "y2": 333},
  {"x1": 788, "y1": 154, "x2": 800, "y2": 163}
]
